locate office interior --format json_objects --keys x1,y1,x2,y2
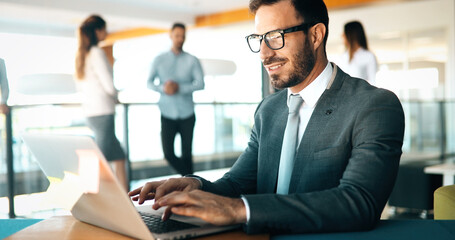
[{"x1": 0, "y1": 0, "x2": 454, "y2": 221}]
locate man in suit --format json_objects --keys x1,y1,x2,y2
[{"x1": 129, "y1": 0, "x2": 404, "y2": 234}]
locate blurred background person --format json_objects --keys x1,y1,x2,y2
[
  {"x1": 0, "y1": 58, "x2": 10, "y2": 115},
  {"x1": 338, "y1": 20, "x2": 378, "y2": 85},
  {"x1": 75, "y1": 15, "x2": 127, "y2": 190},
  {"x1": 148, "y1": 23, "x2": 204, "y2": 176}
]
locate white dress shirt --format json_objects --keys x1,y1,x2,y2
[{"x1": 289, "y1": 62, "x2": 333, "y2": 146}]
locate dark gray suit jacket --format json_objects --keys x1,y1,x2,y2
[{"x1": 199, "y1": 65, "x2": 405, "y2": 234}]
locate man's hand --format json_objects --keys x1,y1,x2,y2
[
  {"x1": 163, "y1": 80, "x2": 179, "y2": 95},
  {"x1": 153, "y1": 190, "x2": 247, "y2": 226},
  {"x1": 128, "y1": 177, "x2": 201, "y2": 205}
]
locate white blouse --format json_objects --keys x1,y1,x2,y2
[
  {"x1": 337, "y1": 48, "x2": 378, "y2": 85},
  {"x1": 78, "y1": 46, "x2": 118, "y2": 117}
]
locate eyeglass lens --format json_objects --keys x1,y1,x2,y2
[
  {"x1": 247, "y1": 30, "x2": 284, "y2": 52},
  {"x1": 265, "y1": 31, "x2": 284, "y2": 50}
]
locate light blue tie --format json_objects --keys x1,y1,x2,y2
[{"x1": 276, "y1": 94, "x2": 303, "y2": 194}]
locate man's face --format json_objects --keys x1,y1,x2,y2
[
  {"x1": 255, "y1": 1, "x2": 316, "y2": 89},
  {"x1": 170, "y1": 27, "x2": 185, "y2": 51}
]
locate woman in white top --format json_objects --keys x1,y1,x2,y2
[
  {"x1": 75, "y1": 15, "x2": 127, "y2": 190},
  {"x1": 338, "y1": 21, "x2": 378, "y2": 85}
]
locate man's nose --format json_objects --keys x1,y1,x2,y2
[{"x1": 259, "y1": 40, "x2": 275, "y2": 62}]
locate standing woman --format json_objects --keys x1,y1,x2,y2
[
  {"x1": 339, "y1": 21, "x2": 378, "y2": 85},
  {"x1": 75, "y1": 15, "x2": 127, "y2": 190}
]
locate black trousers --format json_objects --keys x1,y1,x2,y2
[{"x1": 160, "y1": 114, "x2": 195, "y2": 176}]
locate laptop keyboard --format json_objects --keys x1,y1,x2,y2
[{"x1": 139, "y1": 211, "x2": 199, "y2": 234}]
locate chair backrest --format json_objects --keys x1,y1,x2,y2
[{"x1": 434, "y1": 184, "x2": 455, "y2": 219}]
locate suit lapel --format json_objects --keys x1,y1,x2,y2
[
  {"x1": 289, "y1": 65, "x2": 344, "y2": 193},
  {"x1": 263, "y1": 91, "x2": 288, "y2": 193}
]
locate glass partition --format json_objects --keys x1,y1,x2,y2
[
  {"x1": 2, "y1": 99, "x2": 455, "y2": 218},
  {"x1": 0, "y1": 102, "x2": 257, "y2": 218},
  {"x1": 401, "y1": 101, "x2": 445, "y2": 158}
]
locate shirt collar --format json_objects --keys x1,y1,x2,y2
[{"x1": 287, "y1": 62, "x2": 333, "y2": 108}]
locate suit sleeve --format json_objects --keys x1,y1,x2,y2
[
  {"x1": 202, "y1": 89, "x2": 404, "y2": 234},
  {"x1": 242, "y1": 90, "x2": 404, "y2": 234}
]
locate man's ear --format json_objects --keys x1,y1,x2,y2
[{"x1": 311, "y1": 23, "x2": 326, "y2": 51}]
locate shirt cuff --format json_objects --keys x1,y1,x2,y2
[{"x1": 241, "y1": 196, "x2": 251, "y2": 224}]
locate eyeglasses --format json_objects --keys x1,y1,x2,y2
[{"x1": 245, "y1": 22, "x2": 317, "y2": 53}]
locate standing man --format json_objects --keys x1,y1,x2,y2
[
  {"x1": 132, "y1": 0, "x2": 404, "y2": 234},
  {"x1": 148, "y1": 23, "x2": 204, "y2": 176},
  {"x1": 0, "y1": 58, "x2": 10, "y2": 115}
]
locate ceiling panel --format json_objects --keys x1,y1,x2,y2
[{"x1": 0, "y1": 0, "x2": 248, "y2": 37}]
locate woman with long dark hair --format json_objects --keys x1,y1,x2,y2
[
  {"x1": 339, "y1": 21, "x2": 378, "y2": 85},
  {"x1": 75, "y1": 15, "x2": 127, "y2": 190}
]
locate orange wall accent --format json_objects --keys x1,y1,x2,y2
[
  {"x1": 194, "y1": 0, "x2": 392, "y2": 28},
  {"x1": 106, "y1": 0, "x2": 390, "y2": 45},
  {"x1": 195, "y1": 8, "x2": 254, "y2": 28},
  {"x1": 104, "y1": 27, "x2": 167, "y2": 46},
  {"x1": 325, "y1": 0, "x2": 388, "y2": 8}
]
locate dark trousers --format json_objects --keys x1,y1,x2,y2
[{"x1": 161, "y1": 114, "x2": 195, "y2": 176}]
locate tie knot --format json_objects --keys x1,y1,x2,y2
[{"x1": 288, "y1": 94, "x2": 303, "y2": 114}]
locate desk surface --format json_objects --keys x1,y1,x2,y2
[
  {"x1": 3, "y1": 216, "x2": 268, "y2": 240},
  {"x1": 424, "y1": 163, "x2": 455, "y2": 186},
  {"x1": 3, "y1": 216, "x2": 455, "y2": 240},
  {"x1": 425, "y1": 163, "x2": 455, "y2": 174}
]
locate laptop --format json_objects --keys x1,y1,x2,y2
[{"x1": 21, "y1": 133, "x2": 240, "y2": 240}]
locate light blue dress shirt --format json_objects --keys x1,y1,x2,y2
[
  {"x1": 148, "y1": 50, "x2": 204, "y2": 120},
  {"x1": 0, "y1": 58, "x2": 10, "y2": 104}
]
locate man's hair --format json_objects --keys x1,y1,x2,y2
[
  {"x1": 249, "y1": 0, "x2": 329, "y2": 47},
  {"x1": 171, "y1": 22, "x2": 186, "y2": 31}
]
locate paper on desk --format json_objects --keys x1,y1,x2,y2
[{"x1": 45, "y1": 150, "x2": 100, "y2": 210}]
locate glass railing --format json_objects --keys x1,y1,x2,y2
[
  {"x1": 0, "y1": 102, "x2": 258, "y2": 217},
  {"x1": 1, "y1": 100, "x2": 455, "y2": 217},
  {"x1": 401, "y1": 101, "x2": 455, "y2": 161}
]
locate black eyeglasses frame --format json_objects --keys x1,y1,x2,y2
[{"x1": 245, "y1": 22, "x2": 318, "y2": 53}]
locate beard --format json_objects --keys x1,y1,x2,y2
[{"x1": 267, "y1": 37, "x2": 316, "y2": 90}]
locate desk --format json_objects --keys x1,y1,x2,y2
[
  {"x1": 3, "y1": 216, "x2": 268, "y2": 240},
  {"x1": 3, "y1": 217, "x2": 455, "y2": 240},
  {"x1": 424, "y1": 163, "x2": 455, "y2": 186}
]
